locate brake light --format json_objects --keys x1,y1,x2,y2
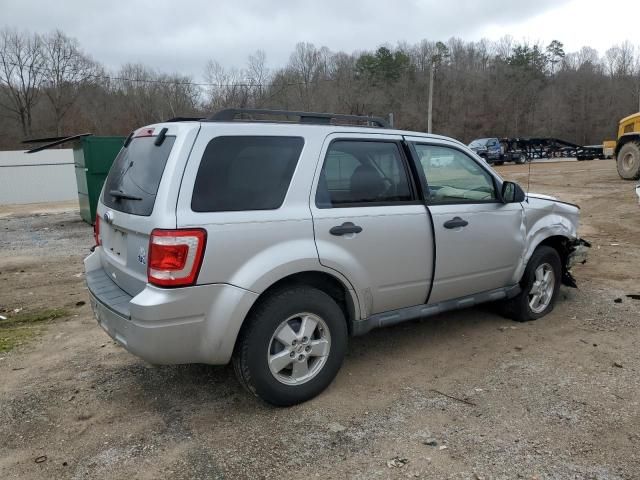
[
  {"x1": 94, "y1": 215, "x2": 101, "y2": 246},
  {"x1": 147, "y1": 229, "x2": 206, "y2": 287},
  {"x1": 133, "y1": 127, "x2": 155, "y2": 138}
]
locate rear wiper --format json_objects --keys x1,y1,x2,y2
[{"x1": 109, "y1": 189, "x2": 142, "y2": 201}]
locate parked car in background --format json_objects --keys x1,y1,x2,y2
[
  {"x1": 85, "y1": 109, "x2": 589, "y2": 406},
  {"x1": 469, "y1": 137, "x2": 527, "y2": 165},
  {"x1": 468, "y1": 137, "x2": 503, "y2": 164}
]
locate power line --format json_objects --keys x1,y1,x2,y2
[{"x1": 0, "y1": 59, "x2": 340, "y2": 88}]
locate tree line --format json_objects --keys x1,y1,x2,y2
[{"x1": 1, "y1": 28, "x2": 639, "y2": 150}]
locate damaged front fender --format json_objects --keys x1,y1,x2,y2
[{"x1": 520, "y1": 194, "x2": 590, "y2": 288}]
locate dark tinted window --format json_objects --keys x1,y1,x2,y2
[
  {"x1": 102, "y1": 136, "x2": 175, "y2": 216},
  {"x1": 316, "y1": 141, "x2": 413, "y2": 208},
  {"x1": 191, "y1": 136, "x2": 303, "y2": 212}
]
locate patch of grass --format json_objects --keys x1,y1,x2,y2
[{"x1": 0, "y1": 308, "x2": 69, "y2": 353}]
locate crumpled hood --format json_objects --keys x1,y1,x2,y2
[{"x1": 526, "y1": 192, "x2": 558, "y2": 201}]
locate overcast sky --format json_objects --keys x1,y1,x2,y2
[{"x1": 2, "y1": 0, "x2": 639, "y2": 79}]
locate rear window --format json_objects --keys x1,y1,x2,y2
[
  {"x1": 191, "y1": 136, "x2": 304, "y2": 212},
  {"x1": 102, "y1": 136, "x2": 175, "y2": 216}
]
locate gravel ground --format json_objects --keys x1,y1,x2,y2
[{"x1": 0, "y1": 160, "x2": 639, "y2": 479}]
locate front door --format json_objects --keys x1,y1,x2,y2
[
  {"x1": 407, "y1": 139, "x2": 526, "y2": 304},
  {"x1": 311, "y1": 134, "x2": 433, "y2": 317}
]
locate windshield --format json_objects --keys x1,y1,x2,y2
[
  {"x1": 102, "y1": 136, "x2": 175, "y2": 216},
  {"x1": 468, "y1": 139, "x2": 489, "y2": 148}
]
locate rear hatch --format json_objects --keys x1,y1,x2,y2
[{"x1": 97, "y1": 124, "x2": 198, "y2": 296}]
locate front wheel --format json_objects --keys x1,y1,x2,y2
[
  {"x1": 502, "y1": 246, "x2": 561, "y2": 322},
  {"x1": 233, "y1": 286, "x2": 348, "y2": 406}
]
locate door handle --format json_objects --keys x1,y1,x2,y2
[
  {"x1": 443, "y1": 217, "x2": 468, "y2": 229},
  {"x1": 330, "y1": 222, "x2": 363, "y2": 236}
]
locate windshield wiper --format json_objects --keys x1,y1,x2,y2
[{"x1": 109, "y1": 189, "x2": 142, "y2": 201}]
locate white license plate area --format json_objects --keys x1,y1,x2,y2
[{"x1": 106, "y1": 227, "x2": 127, "y2": 260}]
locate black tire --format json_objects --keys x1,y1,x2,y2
[
  {"x1": 502, "y1": 246, "x2": 562, "y2": 322},
  {"x1": 616, "y1": 141, "x2": 640, "y2": 180},
  {"x1": 233, "y1": 286, "x2": 348, "y2": 406}
]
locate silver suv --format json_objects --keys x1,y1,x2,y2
[{"x1": 85, "y1": 109, "x2": 589, "y2": 406}]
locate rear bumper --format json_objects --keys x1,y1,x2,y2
[
  {"x1": 85, "y1": 249, "x2": 258, "y2": 365},
  {"x1": 88, "y1": 289, "x2": 204, "y2": 364}
]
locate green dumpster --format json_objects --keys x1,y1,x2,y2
[{"x1": 73, "y1": 136, "x2": 124, "y2": 224}]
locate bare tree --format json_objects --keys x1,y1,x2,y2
[
  {"x1": 155, "y1": 73, "x2": 200, "y2": 118},
  {"x1": 617, "y1": 41, "x2": 636, "y2": 77},
  {"x1": 494, "y1": 35, "x2": 514, "y2": 62},
  {"x1": 564, "y1": 46, "x2": 599, "y2": 70},
  {"x1": 41, "y1": 30, "x2": 99, "y2": 135},
  {"x1": 114, "y1": 63, "x2": 200, "y2": 127},
  {"x1": 204, "y1": 60, "x2": 251, "y2": 109},
  {"x1": 247, "y1": 50, "x2": 269, "y2": 105},
  {"x1": 287, "y1": 42, "x2": 328, "y2": 109},
  {"x1": 0, "y1": 29, "x2": 44, "y2": 137}
]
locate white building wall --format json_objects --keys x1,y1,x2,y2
[{"x1": 0, "y1": 149, "x2": 77, "y2": 205}]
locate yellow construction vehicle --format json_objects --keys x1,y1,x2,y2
[{"x1": 615, "y1": 112, "x2": 640, "y2": 180}]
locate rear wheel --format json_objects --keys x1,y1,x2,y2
[
  {"x1": 502, "y1": 246, "x2": 561, "y2": 322},
  {"x1": 233, "y1": 286, "x2": 348, "y2": 406},
  {"x1": 616, "y1": 141, "x2": 640, "y2": 180}
]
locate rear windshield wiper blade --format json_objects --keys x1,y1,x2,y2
[{"x1": 109, "y1": 189, "x2": 142, "y2": 201}]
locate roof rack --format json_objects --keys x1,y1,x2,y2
[{"x1": 204, "y1": 108, "x2": 390, "y2": 128}]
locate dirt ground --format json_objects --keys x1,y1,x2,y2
[{"x1": 1, "y1": 160, "x2": 639, "y2": 480}]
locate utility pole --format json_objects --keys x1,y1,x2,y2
[
  {"x1": 388, "y1": 112, "x2": 394, "y2": 128},
  {"x1": 427, "y1": 60, "x2": 434, "y2": 133}
]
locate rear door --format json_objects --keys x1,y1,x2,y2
[
  {"x1": 311, "y1": 133, "x2": 433, "y2": 317},
  {"x1": 406, "y1": 138, "x2": 526, "y2": 303},
  {"x1": 97, "y1": 124, "x2": 199, "y2": 296}
]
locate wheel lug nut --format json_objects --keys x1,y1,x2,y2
[
  {"x1": 290, "y1": 351, "x2": 295, "y2": 358},
  {"x1": 305, "y1": 346, "x2": 311, "y2": 352},
  {"x1": 298, "y1": 354, "x2": 304, "y2": 361},
  {"x1": 292, "y1": 339, "x2": 297, "y2": 346},
  {"x1": 302, "y1": 336, "x2": 308, "y2": 343}
]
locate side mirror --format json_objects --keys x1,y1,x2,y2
[{"x1": 501, "y1": 181, "x2": 526, "y2": 203}]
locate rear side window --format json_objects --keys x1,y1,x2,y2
[
  {"x1": 102, "y1": 136, "x2": 175, "y2": 216},
  {"x1": 191, "y1": 136, "x2": 304, "y2": 212}
]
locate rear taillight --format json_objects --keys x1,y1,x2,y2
[
  {"x1": 147, "y1": 229, "x2": 206, "y2": 287},
  {"x1": 94, "y1": 215, "x2": 101, "y2": 246}
]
